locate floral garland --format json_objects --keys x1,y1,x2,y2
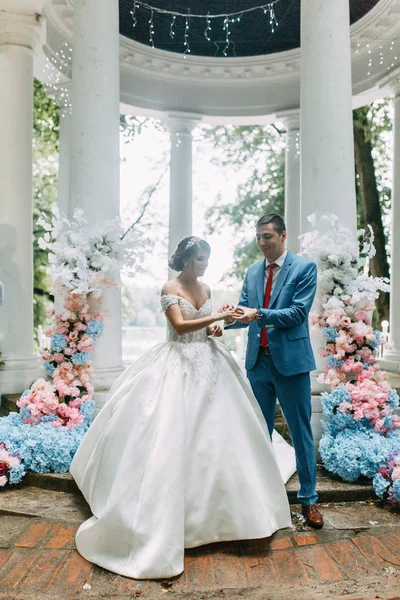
[
  {"x1": 0, "y1": 209, "x2": 143, "y2": 487},
  {"x1": 301, "y1": 215, "x2": 400, "y2": 506}
]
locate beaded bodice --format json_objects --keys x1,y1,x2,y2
[{"x1": 160, "y1": 294, "x2": 212, "y2": 343}]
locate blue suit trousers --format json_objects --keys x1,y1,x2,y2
[{"x1": 247, "y1": 351, "x2": 318, "y2": 506}]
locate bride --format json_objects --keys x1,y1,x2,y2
[{"x1": 70, "y1": 236, "x2": 296, "y2": 580}]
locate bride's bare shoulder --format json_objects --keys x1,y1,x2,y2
[{"x1": 161, "y1": 280, "x2": 180, "y2": 297}]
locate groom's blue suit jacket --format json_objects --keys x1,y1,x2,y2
[{"x1": 232, "y1": 250, "x2": 317, "y2": 376}]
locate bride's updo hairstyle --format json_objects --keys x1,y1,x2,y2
[{"x1": 168, "y1": 236, "x2": 211, "y2": 272}]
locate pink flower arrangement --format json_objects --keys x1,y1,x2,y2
[
  {"x1": 18, "y1": 292, "x2": 103, "y2": 429},
  {"x1": 311, "y1": 302, "x2": 387, "y2": 388},
  {"x1": 337, "y1": 370, "x2": 400, "y2": 434}
]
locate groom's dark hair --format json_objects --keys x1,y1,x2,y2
[{"x1": 256, "y1": 213, "x2": 286, "y2": 235}]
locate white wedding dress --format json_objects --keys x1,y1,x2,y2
[{"x1": 70, "y1": 294, "x2": 295, "y2": 580}]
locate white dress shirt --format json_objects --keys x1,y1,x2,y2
[{"x1": 264, "y1": 250, "x2": 287, "y2": 295}]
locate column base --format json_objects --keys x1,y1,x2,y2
[
  {"x1": 0, "y1": 354, "x2": 43, "y2": 397},
  {"x1": 379, "y1": 349, "x2": 400, "y2": 374}
]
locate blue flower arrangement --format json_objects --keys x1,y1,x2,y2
[{"x1": 0, "y1": 401, "x2": 95, "y2": 476}]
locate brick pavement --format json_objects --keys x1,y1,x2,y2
[{"x1": 0, "y1": 515, "x2": 399, "y2": 599}]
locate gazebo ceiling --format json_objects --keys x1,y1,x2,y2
[{"x1": 119, "y1": 0, "x2": 380, "y2": 58}]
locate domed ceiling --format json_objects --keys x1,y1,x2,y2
[{"x1": 119, "y1": 0, "x2": 380, "y2": 58}]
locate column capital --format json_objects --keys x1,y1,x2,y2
[
  {"x1": 276, "y1": 108, "x2": 300, "y2": 131},
  {"x1": 0, "y1": 10, "x2": 43, "y2": 50},
  {"x1": 163, "y1": 111, "x2": 201, "y2": 134}
]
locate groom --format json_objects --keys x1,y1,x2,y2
[{"x1": 222, "y1": 213, "x2": 323, "y2": 528}]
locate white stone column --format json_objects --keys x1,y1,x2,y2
[
  {"x1": 69, "y1": 0, "x2": 122, "y2": 409},
  {"x1": 382, "y1": 90, "x2": 400, "y2": 373},
  {"x1": 0, "y1": 10, "x2": 44, "y2": 396},
  {"x1": 300, "y1": 0, "x2": 357, "y2": 449},
  {"x1": 279, "y1": 110, "x2": 301, "y2": 254},
  {"x1": 163, "y1": 113, "x2": 198, "y2": 267},
  {"x1": 300, "y1": 0, "x2": 357, "y2": 235}
]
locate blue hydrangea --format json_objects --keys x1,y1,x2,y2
[
  {"x1": 393, "y1": 479, "x2": 400, "y2": 500},
  {"x1": 8, "y1": 463, "x2": 26, "y2": 485},
  {"x1": 71, "y1": 351, "x2": 90, "y2": 365},
  {"x1": 387, "y1": 389, "x2": 399, "y2": 409},
  {"x1": 86, "y1": 319, "x2": 104, "y2": 340},
  {"x1": 43, "y1": 361, "x2": 55, "y2": 376},
  {"x1": 326, "y1": 356, "x2": 345, "y2": 368},
  {"x1": 368, "y1": 330, "x2": 381, "y2": 350},
  {"x1": 322, "y1": 327, "x2": 339, "y2": 342},
  {"x1": 319, "y1": 429, "x2": 395, "y2": 481},
  {"x1": 373, "y1": 473, "x2": 389, "y2": 498},
  {"x1": 50, "y1": 334, "x2": 67, "y2": 352},
  {"x1": 0, "y1": 399, "x2": 95, "y2": 481},
  {"x1": 321, "y1": 386, "x2": 352, "y2": 418}
]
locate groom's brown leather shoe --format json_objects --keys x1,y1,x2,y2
[{"x1": 302, "y1": 505, "x2": 324, "y2": 529}]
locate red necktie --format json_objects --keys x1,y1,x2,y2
[{"x1": 260, "y1": 263, "x2": 277, "y2": 347}]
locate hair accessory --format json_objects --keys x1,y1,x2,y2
[{"x1": 185, "y1": 237, "x2": 198, "y2": 250}]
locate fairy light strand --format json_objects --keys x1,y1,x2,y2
[{"x1": 130, "y1": 1, "x2": 281, "y2": 57}]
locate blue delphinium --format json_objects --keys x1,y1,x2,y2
[
  {"x1": 86, "y1": 319, "x2": 104, "y2": 340},
  {"x1": 50, "y1": 334, "x2": 67, "y2": 352},
  {"x1": 71, "y1": 351, "x2": 90, "y2": 365},
  {"x1": 322, "y1": 327, "x2": 339, "y2": 342}
]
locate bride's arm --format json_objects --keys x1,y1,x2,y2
[{"x1": 165, "y1": 303, "x2": 234, "y2": 335}]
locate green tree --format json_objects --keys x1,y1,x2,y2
[
  {"x1": 202, "y1": 124, "x2": 285, "y2": 278},
  {"x1": 32, "y1": 79, "x2": 60, "y2": 330},
  {"x1": 353, "y1": 100, "x2": 392, "y2": 324}
]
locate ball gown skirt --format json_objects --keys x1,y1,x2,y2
[{"x1": 70, "y1": 295, "x2": 295, "y2": 580}]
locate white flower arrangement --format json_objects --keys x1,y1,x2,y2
[
  {"x1": 38, "y1": 208, "x2": 147, "y2": 297},
  {"x1": 301, "y1": 214, "x2": 389, "y2": 312}
]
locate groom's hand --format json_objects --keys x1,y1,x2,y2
[
  {"x1": 218, "y1": 303, "x2": 240, "y2": 324},
  {"x1": 234, "y1": 307, "x2": 258, "y2": 324}
]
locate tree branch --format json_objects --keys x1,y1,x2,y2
[{"x1": 121, "y1": 162, "x2": 170, "y2": 240}]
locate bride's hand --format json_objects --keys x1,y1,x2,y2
[
  {"x1": 208, "y1": 324, "x2": 223, "y2": 337},
  {"x1": 217, "y1": 304, "x2": 243, "y2": 324},
  {"x1": 213, "y1": 308, "x2": 238, "y2": 322}
]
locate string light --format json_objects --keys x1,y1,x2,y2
[
  {"x1": 183, "y1": 15, "x2": 190, "y2": 56},
  {"x1": 353, "y1": 39, "x2": 400, "y2": 79},
  {"x1": 169, "y1": 15, "x2": 176, "y2": 39},
  {"x1": 130, "y1": 1, "x2": 138, "y2": 27},
  {"x1": 204, "y1": 13, "x2": 211, "y2": 41},
  {"x1": 129, "y1": 1, "x2": 281, "y2": 57},
  {"x1": 149, "y1": 8, "x2": 155, "y2": 48},
  {"x1": 42, "y1": 41, "x2": 72, "y2": 115}
]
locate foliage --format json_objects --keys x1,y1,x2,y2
[
  {"x1": 201, "y1": 124, "x2": 285, "y2": 278},
  {"x1": 33, "y1": 79, "x2": 60, "y2": 330}
]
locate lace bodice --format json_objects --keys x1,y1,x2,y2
[{"x1": 161, "y1": 294, "x2": 212, "y2": 344}]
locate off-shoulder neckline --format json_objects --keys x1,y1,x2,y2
[{"x1": 161, "y1": 293, "x2": 211, "y2": 312}]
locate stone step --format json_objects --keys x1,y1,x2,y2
[
  {"x1": 19, "y1": 465, "x2": 374, "y2": 504},
  {"x1": 0, "y1": 393, "x2": 20, "y2": 413}
]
